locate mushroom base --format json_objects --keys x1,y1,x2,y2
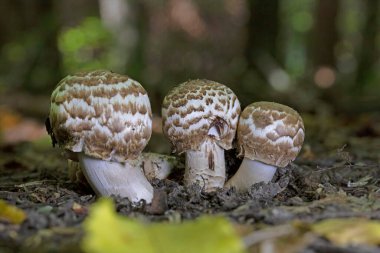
[
  {"x1": 225, "y1": 158, "x2": 277, "y2": 192},
  {"x1": 184, "y1": 139, "x2": 225, "y2": 191},
  {"x1": 79, "y1": 154, "x2": 154, "y2": 203}
]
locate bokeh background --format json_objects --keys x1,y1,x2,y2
[{"x1": 0, "y1": 0, "x2": 379, "y2": 149}]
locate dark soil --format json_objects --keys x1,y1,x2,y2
[{"x1": 1, "y1": 114, "x2": 380, "y2": 252}]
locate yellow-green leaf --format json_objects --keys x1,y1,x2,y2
[
  {"x1": 82, "y1": 198, "x2": 153, "y2": 253},
  {"x1": 0, "y1": 200, "x2": 26, "y2": 224},
  {"x1": 82, "y1": 198, "x2": 245, "y2": 253},
  {"x1": 312, "y1": 218, "x2": 380, "y2": 246}
]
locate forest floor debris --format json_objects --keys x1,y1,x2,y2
[{"x1": 1, "y1": 116, "x2": 380, "y2": 252}]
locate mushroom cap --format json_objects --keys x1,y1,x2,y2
[
  {"x1": 237, "y1": 102, "x2": 305, "y2": 167},
  {"x1": 49, "y1": 70, "x2": 152, "y2": 162},
  {"x1": 162, "y1": 79, "x2": 241, "y2": 153}
]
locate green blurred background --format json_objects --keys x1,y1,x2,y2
[{"x1": 0, "y1": 0, "x2": 379, "y2": 145}]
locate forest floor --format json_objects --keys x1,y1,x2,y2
[{"x1": 1, "y1": 113, "x2": 380, "y2": 253}]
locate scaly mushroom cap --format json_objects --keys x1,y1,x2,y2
[
  {"x1": 48, "y1": 70, "x2": 152, "y2": 162},
  {"x1": 162, "y1": 79, "x2": 241, "y2": 153},
  {"x1": 237, "y1": 102, "x2": 305, "y2": 167}
]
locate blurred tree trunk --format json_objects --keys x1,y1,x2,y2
[
  {"x1": 0, "y1": 1, "x2": 63, "y2": 94},
  {"x1": 244, "y1": 0, "x2": 292, "y2": 93},
  {"x1": 57, "y1": 0, "x2": 99, "y2": 26},
  {"x1": 22, "y1": 0, "x2": 62, "y2": 94},
  {"x1": 127, "y1": 1, "x2": 149, "y2": 82},
  {"x1": 0, "y1": 1, "x2": 17, "y2": 46},
  {"x1": 355, "y1": 0, "x2": 379, "y2": 91},
  {"x1": 245, "y1": 0, "x2": 280, "y2": 68},
  {"x1": 312, "y1": 0, "x2": 339, "y2": 68},
  {"x1": 0, "y1": 0, "x2": 99, "y2": 94},
  {"x1": 98, "y1": 0, "x2": 131, "y2": 72}
]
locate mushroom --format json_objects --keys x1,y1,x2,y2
[
  {"x1": 162, "y1": 79, "x2": 241, "y2": 191},
  {"x1": 225, "y1": 102, "x2": 305, "y2": 191},
  {"x1": 47, "y1": 70, "x2": 154, "y2": 203}
]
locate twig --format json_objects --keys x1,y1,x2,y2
[
  {"x1": 14, "y1": 180, "x2": 56, "y2": 188},
  {"x1": 243, "y1": 224, "x2": 295, "y2": 248}
]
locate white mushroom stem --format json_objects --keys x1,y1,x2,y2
[
  {"x1": 68, "y1": 153, "x2": 182, "y2": 183},
  {"x1": 184, "y1": 139, "x2": 225, "y2": 191},
  {"x1": 79, "y1": 154, "x2": 153, "y2": 203},
  {"x1": 225, "y1": 158, "x2": 277, "y2": 192}
]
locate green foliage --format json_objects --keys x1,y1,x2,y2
[
  {"x1": 82, "y1": 198, "x2": 246, "y2": 253},
  {"x1": 58, "y1": 17, "x2": 113, "y2": 73}
]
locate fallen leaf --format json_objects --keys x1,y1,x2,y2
[
  {"x1": 0, "y1": 107, "x2": 21, "y2": 130},
  {"x1": 347, "y1": 175, "x2": 372, "y2": 188},
  {"x1": 2, "y1": 118, "x2": 47, "y2": 144},
  {"x1": 0, "y1": 200, "x2": 26, "y2": 224},
  {"x1": 312, "y1": 218, "x2": 380, "y2": 246},
  {"x1": 243, "y1": 222, "x2": 315, "y2": 253},
  {"x1": 72, "y1": 202, "x2": 87, "y2": 215},
  {"x1": 82, "y1": 198, "x2": 245, "y2": 253}
]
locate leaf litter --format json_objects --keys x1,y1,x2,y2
[{"x1": 1, "y1": 115, "x2": 380, "y2": 252}]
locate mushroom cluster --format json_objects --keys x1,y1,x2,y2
[{"x1": 47, "y1": 70, "x2": 305, "y2": 204}]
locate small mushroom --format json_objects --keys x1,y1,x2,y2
[
  {"x1": 162, "y1": 79, "x2": 241, "y2": 191},
  {"x1": 48, "y1": 70, "x2": 154, "y2": 203},
  {"x1": 225, "y1": 102, "x2": 305, "y2": 191}
]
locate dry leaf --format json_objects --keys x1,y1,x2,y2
[{"x1": 312, "y1": 218, "x2": 380, "y2": 246}]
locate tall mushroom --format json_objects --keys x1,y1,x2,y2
[
  {"x1": 47, "y1": 70, "x2": 154, "y2": 203},
  {"x1": 226, "y1": 102, "x2": 305, "y2": 191},
  {"x1": 162, "y1": 79, "x2": 241, "y2": 191}
]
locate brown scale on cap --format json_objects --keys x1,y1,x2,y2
[
  {"x1": 48, "y1": 70, "x2": 152, "y2": 162},
  {"x1": 238, "y1": 101, "x2": 305, "y2": 167},
  {"x1": 162, "y1": 79, "x2": 241, "y2": 153}
]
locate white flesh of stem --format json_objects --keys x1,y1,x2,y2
[
  {"x1": 185, "y1": 139, "x2": 225, "y2": 191},
  {"x1": 79, "y1": 154, "x2": 153, "y2": 203},
  {"x1": 225, "y1": 158, "x2": 277, "y2": 192},
  {"x1": 69, "y1": 153, "x2": 181, "y2": 182}
]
